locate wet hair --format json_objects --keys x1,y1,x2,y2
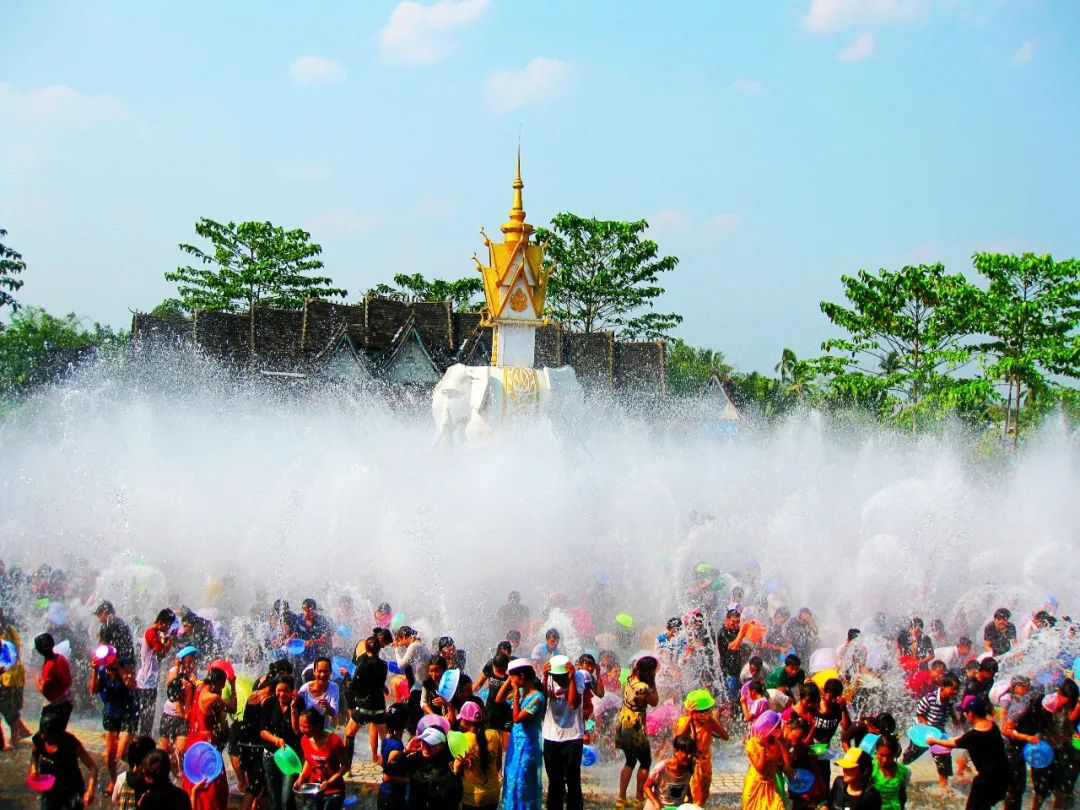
[
  {"x1": 866, "y1": 712, "x2": 896, "y2": 736},
  {"x1": 396, "y1": 626, "x2": 416, "y2": 640},
  {"x1": 302, "y1": 598, "x2": 317, "y2": 610},
  {"x1": 506, "y1": 629, "x2": 521, "y2": 643},
  {"x1": 1059, "y1": 678, "x2": 1079, "y2": 707},
  {"x1": 799, "y1": 681, "x2": 821, "y2": 704},
  {"x1": 957, "y1": 636, "x2": 973, "y2": 648},
  {"x1": 931, "y1": 619, "x2": 945, "y2": 633},
  {"x1": 492, "y1": 652, "x2": 510, "y2": 670},
  {"x1": 437, "y1": 636, "x2": 455, "y2": 651},
  {"x1": 34, "y1": 632, "x2": 55, "y2": 657},
  {"x1": 384, "y1": 702, "x2": 409, "y2": 732},
  {"x1": 495, "y1": 641, "x2": 512, "y2": 657},
  {"x1": 269, "y1": 660, "x2": 293, "y2": 678},
  {"x1": 964, "y1": 696, "x2": 991, "y2": 718},
  {"x1": 313, "y1": 657, "x2": 332, "y2": 673},
  {"x1": 747, "y1": 679, "x2": 766, "y2": 698},
  {"x1": 672, "y1": 733, "x2": 697, "y2": 756},
  {"x1": 545, "y1": 628, "x2": 560, "y2": 641},
  {"x1": 785, "y1": 654, "x2": 801, "y2": 669},
  {"x1": 275, "y1": 674, "x2": 296, "y2": 691},
  {"x1": 125, "y1": 736, "x2": 157, "y2": 768},
  {"x1": 206, "y1": 667, "x2": 227, "y2": 690},
  {"x1": 726, "y1": 609, "x2": 741, "y2": 619},
  {"x1": 667, "y1": 617, "x2": 683, "y2": 630},
  {"x1": 40, "y1": 711, "x2": 66, "y2": 737},
  {"x1": 776, "y1": 607, "x2": 791, "y2": 620},
  {"x1": 155, "y1": 608, "x2": 176, "y2": 626},
  {"x1": 822, "y1": 678, "x2": 843, "y2": 698},
  {"x1": 141, "y1": 750, "x2": 171, "y2": 786},
  {"x1": 372, "y1": 628, "x2": 392, "y2": 647},
  {"x1": 941, "y1": 673, "x2": 960, "y2": 690},
  {"x1": 910, "y1": 617, "x2": 924, "y2": 629},
  {"x1": 929, "y1": 660, "x2": 946, "y2": 672},
  {"x1": 847, "y1": 628, "x2": 861, "y2": 641},
  {"x1": 669, "y1": 734, "x2": 695, "y2": 760},
  {"x1": 272, "y1": 599, "x2": 290, "y2": 615},
  {"x1": 994, "y1": 608, "x2": 1011, "y2": 620},
  {"x1": 577, "y1": 653, "x2": 596, "y2": 666},
  {"x1": 748, "y1": 655, "x2": 764, "y2": 670},
  {"x1": 301, "y1": 707, "x2": 325, "y2": 731},
  {"x1": 979, "y1": 658, "x2": 999, "y2": 674},
  {"x1": 508, "y1": 591, "x2": 520, "y2": 604},
  {"x1": 364, "y1": 637, "x2": 380, "y2": 655},
  {"x1": 427, "y1": 655, "x2": 447, "y2": 673},
  {"x1": 963, "y1": 659, "x2": 979, "y2": 671},
  {"x1": 876, "y1": 733, "x2": 901, "y2": 756}
]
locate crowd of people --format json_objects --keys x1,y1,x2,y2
[{"x1": 0, "y1": 558, "x2": 1078, "y2": 810}]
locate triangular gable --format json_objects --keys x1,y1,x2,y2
[
  {"x1": 702, "y1": 371, "x2": 741, "y2": 421},
  {"x1": 377, "y1": 317, "x2": 443, "y2": 384},
  {"x1": 312, "y1": 325, "x2": 372, "y2": 383}
]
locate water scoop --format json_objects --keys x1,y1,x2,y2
[
  {"x1": 787, "y1": 768, "x2": 816, "y2": 794},
  {"x1": 183, "y1": 741, "x2": 223, "y2": 783},
  {"x1": 274, "y1": 745, "x2": 303, "y2": 775},
  {"x1": 447, "y1": 729, "x2": 470, "y2": 758}
]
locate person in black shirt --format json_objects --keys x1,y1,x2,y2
[
  {"x1": 896, "y1": 618, "x2": 935, "y2": 670},
  {"x1": 401, "y1": 726, "x2": 463, "y2": 809},
  {"x1": 260, "y1": 675, "x2": 302, "y2": 810},
  {"x1": 95, "y1": 600, "x2": 135, "y2": 669},
  {"x1": 964, "y1": 659, "x2": 999, "y2": 700},
  {"x1": 137, "y1": 749, "x2": 192, "y2": 809},
  {"x1": 344, "y1": 634, "x2": 389, "y2": 769},
  {"x1": 983, "y1": 609, "x2": 1017, "y2": 657},
  {"x1": 30, "y1": 711, "x2": 99, "y2": 809},
  {"x1": 716, "y1": 609, "x2": 745, "y2": 705},
  {"x1": 999, "y1": 676, "x2": 1041, "y2": 810},
  {"x1": 473, "y1": 650, "x2": 512, "y2": 733},
  {"x1": 828, "y1": 747, "x2": 883, "y2": 810},
  {"x1": 926, "y1": 696, "x2": 1008, "y2": 810}
]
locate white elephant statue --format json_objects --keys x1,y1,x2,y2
[{"x1": 432, "y1": 363, "x2": 584, "y2": 446}]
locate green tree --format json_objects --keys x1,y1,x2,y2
[
  {"x1": 970, "y1": 252, "x2": 1080, "y2": 441},
  {"x1": 0, "y1": 307, "x2": 126, "y2": 396},
  {"x1": 367, "y1": 272, "x2": 484, "y2": 311},
  {"x1": 534, "y1": 213, "x2": 682, "y2": 340},
  {"x1": 665, "y1": 339, "x2": 733, "y2": 396},
  {"x1": 774, "y1": 347, "x2": 817, "y2": 399},
  {"x1": 165, "y1": 218, "x2": 346, "y2": 313},
  {"x1": 1, "y1": 228, "x2": 27, "y2": 314},
  {"x1": 819, "y1": 263, "x2": 980, "y2": 430}
]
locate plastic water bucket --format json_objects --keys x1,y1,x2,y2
[
  {"x1": 437, "y1": 669, "x2": 460, "y2": 702},
  {"x1": 27, "y1": 773, "x2": 56, "y2": 792},
  {"x1": 285, "y1": 638, "x2": 306, "y2": 656},
  {"x1": 1025, "y1": 741, "x2": 1054, "y2": 769},
  {"x1": 183, "y1": 741, "x2": 223, "y2": 783},
  {"x1": 787, "y1": 768, "x2": 816, "y2": 794},
  {"x1": 906, "y1": 724, "x2": 943, "y2": 748},
  {"x1": 859, "y1": 733, "x2": 880, "y2": 755},
  {"x1": 582, "y1": 744, "x2": 598, "y2": 766},
  {"x1": 332, "y1": 656, "x2": 356, "y2": 679},
  {"x1": 447, "y1": 730, "x2": 470, "y2": 758},
  {"x1": 274, "y1": 745, "x2": 303, "y2": 775}
]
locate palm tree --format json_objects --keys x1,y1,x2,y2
[{"x1": 775, "y1": 348, "x2": 798, "y2": 384}]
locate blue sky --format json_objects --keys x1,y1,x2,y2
[{"x1": 2, "y1": 0, "x2": 1078, "y2": 372}]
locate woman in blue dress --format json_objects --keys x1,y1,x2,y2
[{"x1": 496, "y1": 657, "x2": 547, "y2": 810}]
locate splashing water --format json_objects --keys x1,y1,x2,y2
[{"x1": 1, "y1": 347, "x2": 1078, "y2": 664}]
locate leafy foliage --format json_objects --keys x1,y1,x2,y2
[
  {"x1": 665, "y1": 339, "x2": 733, "y2": 396},
  {"x1": 0, "y1": 307, "x2": 126, "y2": 396},
  {"x1": 1, "y1": 228, "x2": 27, "y2": 313},
  {"x1": 367, "y1": 272, "x2": 484, "y2": 311},
  {"x1": 164, "y1": 218, "x2": 346, "y2": 313},
  {"x1": 819, "y1": 263, "x2": 981, "y2": 429},
  {"x1": 970, "y1": 252, "x2": 1080, "y2": 440},
  {"x1": 535, "y1": 213, "x2": 682, "y2": 340}
]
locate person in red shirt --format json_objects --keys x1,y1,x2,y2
[
  {"x1": 296, "y1": 707, "x2": 347, "y2": 804},
  {"x1": 33, "y1": 633, "x2": 73, "y2": 731}
]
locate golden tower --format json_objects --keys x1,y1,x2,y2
[{"x1": 474, "y1": 151, "x2": 550, "y2": 366}]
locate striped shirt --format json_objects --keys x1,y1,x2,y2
[{"x1": 916, "y1": 688, "x2": 953, "y2": 730}]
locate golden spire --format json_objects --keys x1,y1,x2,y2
[{"x1": 501, "y1": 147, "x2": 533, "y2": 242}]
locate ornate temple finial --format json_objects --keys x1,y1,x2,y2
[{"x1": 502, "y1": 147, "x2": 532, "y2": 242}]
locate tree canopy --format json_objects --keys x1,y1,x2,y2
[
  {"x1": 1, "y1": 228, "x2": 27, "y2": 314},
  {"x1": 367, "y1": 272, "x2": 484, "y2": 311},
  {"x1": 165, "y1": 218, "x2": 346, "y2": 313},
  {"x1": 535, "y1": 213, "x2": 682, "y2": 340}
]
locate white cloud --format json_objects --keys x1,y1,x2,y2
[
  {"x1": 484, "y1": 57, "x2": 571, "y2": 113},
  {"x1": 1012, "y1": 41, "x2": 1034, "y2": 65},
  {"x1": 305, "y1": 209, "x2": 383, "y2": 238},
  {"x1": 380, "y1": 0, "x2": 488, "y2": 65},
  {"x1": 730, "y1": 78, "x2": 765, "y2": 95},
  {"x1": 289, "y1": 56, "x2": 346, "y2": 85},
  {"x1": 805, "y1": 0, "x2": 926, "y2": 33},
  {"x1": 0, "y1": 82, "x2": 125, "y2": 128},
  {"x1": 837, "y1": 33, "x2": 876, "y2": 62},
  {"x1": 648, "y1": 209, "x2": 743, "y2": 248},
  {"x1": 277, "y1": 160, "x2": 331, "y2": 181}
]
